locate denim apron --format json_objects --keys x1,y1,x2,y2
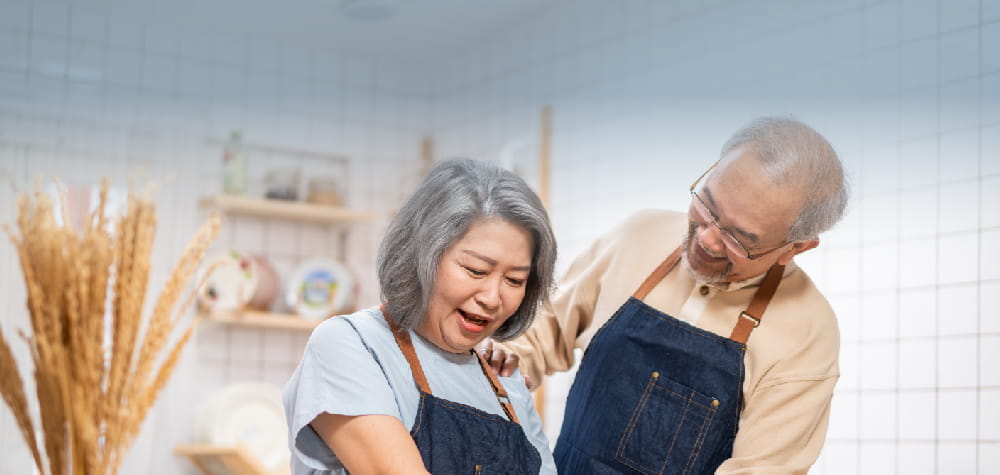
[
  {"x1": 383, "y1": 309, "x2": 542, "y2": 474},
  {"x1": 553, "y1": 246, "x2": 784, "y2": 475}
]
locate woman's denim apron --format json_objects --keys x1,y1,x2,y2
[
  {"x1": 384, "y1": 310, "x2": 542, "y2": 474},
  {"x1": 553, "y1": 246, "x2": 784, "y2": 474}
]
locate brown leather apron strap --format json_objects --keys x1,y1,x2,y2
[
  {"x1": 381, "y1": 304, "x2": 433, "y2": 395},
  {"x1": 381, "y1": 304, "x2": 524, "y2": 425},
  {"x1": 472, "y1": 350, "x2": 521, "y2": 425},
  {"x1": 729, "y1": 264, "x2": 784, "y2": 344},
  {"x1": 633, "y1": 246, "x2": 683, "y2": 300},
  {"x1": 630, "y1": 245, "x2": 785, "y2": 345}
]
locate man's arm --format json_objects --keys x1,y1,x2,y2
[
  {"x1": 486, "y1": 210, "x2": 677, "y2": 387},
  {"x1": 496, "y1": 211, "x2": 657, "y2": 387},
  {"x1": 495, "y1": 251, "x2": 605, "y2": 387},
  {"x1": 717, "y1": 375, "x2": 838, "y2": 475}
]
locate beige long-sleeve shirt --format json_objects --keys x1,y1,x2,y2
[{"x1": 505, "y1": 209, "x2": 840, "y2": 475}]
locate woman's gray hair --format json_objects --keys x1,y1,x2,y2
[
  {"x1": 376, "y1": 158, "x2": 557, "y2": 341},
  {"x1": 721, "y1": 116, "x2": 850, "y2": 242}
]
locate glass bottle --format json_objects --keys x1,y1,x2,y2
[{"x1": 222, "y1": 131, "x2": 247, "y2": 195}]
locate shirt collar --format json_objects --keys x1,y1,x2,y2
[{"x1": 698, "y1": 261, "x2": 797, "y2": 292}]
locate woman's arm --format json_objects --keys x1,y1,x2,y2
[{"x1": 310, "y1": 412, "x2": 430, "y2": 475}]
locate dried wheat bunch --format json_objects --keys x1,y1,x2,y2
[{"x1": 0, "y1": 180, "x2": 221, "y2": 474}]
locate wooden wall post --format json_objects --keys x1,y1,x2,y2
[{"x1": 534, "y1": 105, "x2": 552, "y2": 421}]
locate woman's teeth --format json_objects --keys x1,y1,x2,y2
[{"x1": 460, "y1": 310, "x2": 487, "y2": 325}]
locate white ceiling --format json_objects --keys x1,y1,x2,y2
[{"x1": 85, "y1": 0, "x2": 561, "y2": 60}]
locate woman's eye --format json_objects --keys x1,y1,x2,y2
[
  {"x1": 505, "y1": 277, "x2": 526, "y2": 287},
  {"x1": 464, "y1": 266, "x2": 487, "y2": 276}
]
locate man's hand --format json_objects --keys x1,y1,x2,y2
[{"x1": 476, "y1": 339, "x2": 531, "y2": 387}]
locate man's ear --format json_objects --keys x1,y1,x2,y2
[{"x1": 777, "y1": 237, "x2": 819, "y2": 265}]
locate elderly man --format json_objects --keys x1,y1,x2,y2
[{"x1": 489, "y1": 117, "x2": 848, "y2": 474}]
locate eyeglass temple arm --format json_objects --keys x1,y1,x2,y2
[{"x1": 690, "y1": 159, "x2": 721, "y2": 191}]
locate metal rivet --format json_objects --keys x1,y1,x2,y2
[
  {"x1": 651, "y1": 371, "x2": 660, "y2": 378},
  {"x1": 712, "y1": 399, "x2": 720, "y2": 408}
]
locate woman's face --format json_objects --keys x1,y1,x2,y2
[{"x1": 417, "y1": 218, "x2": 534, "y2": 354}]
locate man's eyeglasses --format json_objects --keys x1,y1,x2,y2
[{"x1": 689, "y1": 161, "x2": 790, "y2": 261}]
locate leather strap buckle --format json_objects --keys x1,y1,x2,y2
[{"x1": 739, "y1": 311, "x2": 761, "y2": 328}]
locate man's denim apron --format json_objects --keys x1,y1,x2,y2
[
  {"x1": 553, "y1": 246, "x2": 784, "y2": 474},
  {"x1": 384, "y1": 310, "x2": 542, "y2": 474}
]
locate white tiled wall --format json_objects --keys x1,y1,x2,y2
[
  {"x1": 426, "y1": 0, "x2": 999, "y2": 473},
  {"x1": 2, "y1": 0, "x2": 998, "y2": 473},
  {"x1": 0, "y1": 1, "x2": 428, "y2": 473}
]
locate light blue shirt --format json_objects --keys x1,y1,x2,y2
[{"x1": 283, "y1": 307, "x2": 556, "y2": 474}]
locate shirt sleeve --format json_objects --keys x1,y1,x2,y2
[
  {"x1": 501, "y1": 370, "x2": 557, "y2": 475},
  {"x1": 501, "y1": 218, "x2": 620, "y2": 388},
  {"x1": 283, "y1": 316, "x2": 402, "y2": 471},
  {"x1": 717, "y1": 272, "x2": 841, "y2": 474},
  {"x1": 716, "y1": 375, "x2": 838, "y2": 475}
]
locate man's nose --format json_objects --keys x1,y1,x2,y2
[{"x1": 696, "y1": 223, "x2": 728, "y2": 256}]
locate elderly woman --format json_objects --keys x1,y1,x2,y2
[{"x1": 283, "y1": 158, "x2": 557, "y2": 474}]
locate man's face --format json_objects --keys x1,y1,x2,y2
[{"x1": 683, "y1": 146, "x2": 805, "y2": 283}]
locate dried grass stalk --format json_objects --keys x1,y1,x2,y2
[
  {"x1": 0, "y1": 179, "x2": 221, "y2": 474},
  {"x1": 0, "y1": 326, "x2": 43, "y2": 470}
]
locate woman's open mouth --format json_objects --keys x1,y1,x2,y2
[{"x1": 457, "y1": 309, "x2": 490, "y2": 333}]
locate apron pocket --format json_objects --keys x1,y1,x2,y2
[{"x1": 614, "y1": 372, "x2": 719, "y2": 475}]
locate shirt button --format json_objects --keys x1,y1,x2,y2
[{"x1": 699, "y1": 285, "x2": 710, "y2": 296}]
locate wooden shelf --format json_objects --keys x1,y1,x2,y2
[
  {"x1": 174, "y1": 444, "x2": 287, "y2": 475},
  {"x1": 202, "y1": 309, "x2": 328, "y2": 331},
  {"x1": 203, "y1": 136, "x2": 349, "y2": 165},
  {"x1": 200, "y1": 195, "x2": 374, "y2": 223}
]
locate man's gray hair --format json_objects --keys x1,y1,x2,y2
[
  {"x1": 721, "y1": 117, "x2": 849, "y2": 241},
  {"x1": 376, "y1": 158, "x2": 557, "y2": 341}
]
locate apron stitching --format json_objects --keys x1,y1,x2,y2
[
  {"x1": 598, "y1": 301, "x2": 744, "y2": 475},
  {"x1": 659, "y1": 389, "x2": 717, "y2": 410},
  {"x1": 530, "y1": 438, "x2": 542, "y2": 466},
  {"x1": 615, "y1": 374, "x2": 659, "y2": 462},
  {"x1": 382, "y1": 306, "x2": 540, "y2": 473},
  {"x1": 635, "y1": 303, "x2": 744, "y2": 348},
  {"x1": 561, "y1": 244, "x2": 781, "y2": 474},
  {"x1": 682, "y1": 399, "x2": 718, "y2": 475},
  {"x1": 618, "y1": 457, "x2": 651, "y2": 474},
  {"x1": 410, "y1": 393, "x2": 426, "y2": 436},
  {"x1": 666, "y1": 394, "x2": 694, "y2": 474},
  {"x1": 572, "y1": 299, "x2": 633, "y2": 394},
  {"x1": 428, "y1": 398, "x2": 518, "y2": 425},
  {"x1": 582, "y1": 302, "x2": 628, "y2": 360},
  {"x1": 649, "y1": 393, "x2": 692, "y2": 474},
  {"x1": 734, "y1": 351, "x2": 746, "y2": 437}
]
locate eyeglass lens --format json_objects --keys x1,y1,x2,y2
[{"x1": 690, "y1": 192, "x2": 750, "y2": 257}]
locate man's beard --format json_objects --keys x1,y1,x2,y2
[{"x1": 681, "y1": 222, "x2": 733, "y2": 284}]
